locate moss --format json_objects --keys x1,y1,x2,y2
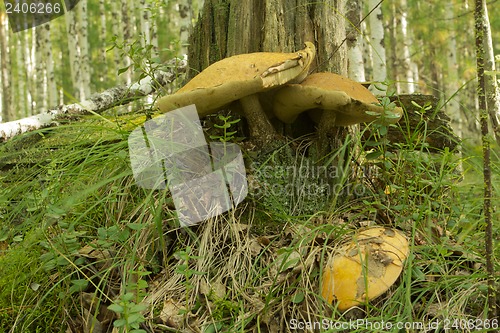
[{"x1": 0, "y1": 230, "x2": 66, "y2": 332}]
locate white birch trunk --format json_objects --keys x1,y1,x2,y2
[
  {"x1": 76, "y1": 0, "x2": 90, "y2": 100},
  {"x1": 176, "y1": 0, "x2": 192, "y2": 56},
  {"x1": 399, "y1": 0, "x2": 415, "y2": 93},
  {"x1": 346, "y1": 0, "x2": 365, "y2": 82},
  {"x1": 35, "y1": 25, "x2": 47, "y2": 113},
  {"x1": 368, "y1": 0, "x2": 387, "y2": 94},
  {"x1": 140, "y1": 0, "x2": 151, "y2": 47},
  {"x1": 15, "y1": 31, "x2": 29, "y2": 117},
  {"x1": 41, "y1": 24, "x2": 57, "y2": 108},
  {"x1": 65, "y1": 6, "x2": 81, "y2": 100},
  {"x1": 150, "y1": 3, "x2": 159, "y2": 56},
  {"x1": 0, "y1": 58, "x2": 187, "y2": 141},
  {"x1": 121, "y1": 0, "x2": 132, "y2": 86},
  {"x1": 361, "y1": 20, "x2": 373, "y2": 80},
  {"x1": 481, "y1": 1, "x2": 500, "y2": 145},
  {"x1": 389, "y1": 2, "x2": 399, "y2": 93},
  {"x1": 0, "y1": 13, "x2": 12, "y2": 122},
  {"x1": 110, "y1": 2, "x2": 123, "y2": 74},
  {"x1": 444, "y1": 2, "x2": 463, "y2": 139},
  {"x1": 98, "y1": 0, "x2": 106, "y2": 80}
]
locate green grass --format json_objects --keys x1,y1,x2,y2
[{"x1": 0, "y1": 109, "x2": 498, "y2": 332}]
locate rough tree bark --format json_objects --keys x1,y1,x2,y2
[
  {"x1": 474, "y1": 0, "x2": 496, "y2": 320},
  {"x1": 480, "y1": 0, "x2": 500, "y2": 146}
]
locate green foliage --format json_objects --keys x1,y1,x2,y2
[
  {"x1": 108, "y1": 267, "x2": 150, "y2": 333},
  {"x1": 209, "y1": 114, "x2": 241, "y2": 143},
  {"x1": 1, "y1": 85, "x2": 499, "y2": 331}
]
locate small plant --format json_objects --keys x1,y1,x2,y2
[
  {"x1": 209, "y1": 114, "x2": 241, "y2": 143},
  {"x1": 108, "y1": 267, "x2": 150, "y2": 333},
  {"x1": 174, "y1": 246, "x2": 206, "y2": 314}
]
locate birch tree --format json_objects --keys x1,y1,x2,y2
[
  {"x1": 346, "y1": 0, "x2": 366, "y2": 81},
  {"x1": 110, "y1": 1, "x2": 123, "y2": 74},
  {"x1": 15, "y1": 31, "x2": 29, "y2": 117},
  {"x1": 368, "y1": 0, "x2": 387, "y2": 94},
  {"x1": 398, "y1": 0, "x2": 415, "y2": 93},
  {"x1": 76, "y1": 0, "x2": 90, "y2": 99},
  {"x1": 121, "y1": 0, "x2": 133, "y2": 86},
  {"x1": 35, "y1": 25, "x2": 48, "y2": 112},
  {"x1": 480, "y1": 1, "x2": 500, "y2": 145},
  {"x1": 64, "y1": 4, "x2": 81, "y2": 100},
  {"x1": 0, "y1": 12, "x2": 13, "y2": 122},
  {"x1": 445, "y1": 2, "x2": 463, "y2": 139},
  {"x1": 176, "y1": 0, "x2": 193, "y2": 56}
]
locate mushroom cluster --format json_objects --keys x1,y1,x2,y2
[
  {"x1": 273, "y1": 72, "x2": 402, "y2": 126},
  {"x1": 157, "y1": 43, "x2": 316, "y2": 141},
  {"x1": 156, "y1": 43, "x2": 402, "y2": 143}
]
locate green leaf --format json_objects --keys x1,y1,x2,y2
[
  {"x1": 127, "y1": 222, "x2": 146, "y2": 231},
  {"x1": 122, "y1": 292, "x2": 135, "y2": 302},
  {"x1": 366, "y1": 151, "x2": 383, "y2": 160},
  {"x1": 113, "y1": 318, "x2": 127, "y2": 327},
  {"x1": 130, "y1": 303, "x2": 148, "y2": 313},
  {"x1": 69, "y1": 279, "x2": 88, "y2": 293},
  {"x1": 127, "y1": 312, "x2": 144, "y2": 324},
  {"x1": 118, "y1": 66, "x2": 130, "y2": 75},
  {"x1": 109, "y1": 303, "x2": 124, "y2": 313},
  {"x1": 292, "y1": 292, "x2": 305, "y2": 304}
]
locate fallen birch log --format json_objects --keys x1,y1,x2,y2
[{"x1": 0, "y1": 58, "x2": 187, "y2": 142}]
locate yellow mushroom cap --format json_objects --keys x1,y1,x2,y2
[
  {"x1": 273, "y1": 72, "x2": 403, "y2": 125},
  {"x1": 321, "y1": 226, "x2": 409, "y2": 311},
  {"x1": 156, "y1": 43, "x2": 316, "y2": 117}
]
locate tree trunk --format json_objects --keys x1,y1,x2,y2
[
  {"x1": 188, "y1": 0, "x2": 345, "y2": 75},
  {"x1": 77, "y1": 0, "x2": 91, "y2": 100},
  {"x1": 35, "y1": 25, "x2": 48, "y2": 112},
  {"x1": 346, "y1": 0, "x2": 366, "y2": 82},
  {"x1": 398, "y1": 0, "x2": 415, "y2": 93},
  {"x1": 474, "y1": 0, "x2": 496, "y2": 320},
  {"x1": 1, "y1": 12, "x2": 13, "y2": 122},
  {"x1": 368, "y1": 0, "x2": 386, "y2": 94},
  {"x1": 121, "y1": 0, "x2": 132, "y2": 86},
  {"x1": 444, "y1": 2, "x2": 463, "y2": 140},
  {"x1": 98, "y1": 0, "x2": 107, "y2": 84},
  {"x1": 480, "y1": 1, "x2": 500, "y2": 146}
]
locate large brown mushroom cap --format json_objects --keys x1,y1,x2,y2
[
  {"x1": 273, "y1": 72, "x2": 403, "y2": 125},
  {"x1": 157, "y1": 43, "x2": 316, "y2": 116}
]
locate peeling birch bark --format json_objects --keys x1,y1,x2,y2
[{"x1": 0, "y1": 58, "x2": 187, "y2": 142}]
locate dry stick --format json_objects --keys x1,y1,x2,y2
[
  {"x1": 474, "y1": 0, "x2": 497, "y2": 320},
  {"x1": 0, "y1": 58, "x2": 187, "y2": 142}
]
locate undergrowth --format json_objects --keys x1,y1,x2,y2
[{"x1": 0, "y1": 100, "x2": 498, "y2": 332}]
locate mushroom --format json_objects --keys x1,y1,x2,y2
[
  {"x1": 321, "y1": 227, "x2": 409, "y2": 311},
  {"x1": 272, "y1": 72, "x2": 403, "y2": 125},
  {"x1": 157, "y1": 43, "x2": 316, "y2": 141}
]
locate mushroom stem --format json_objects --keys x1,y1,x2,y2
[
  {"x1": 317, "y1": 112, "x2": 338, "y2": 155},
  {"x1": 240, "y1": 94, "x2": 278, "y2": 142}
]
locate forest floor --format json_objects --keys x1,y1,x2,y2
[{"x1": 0, "y1": 108, "x2": 499, "y2": 332}]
